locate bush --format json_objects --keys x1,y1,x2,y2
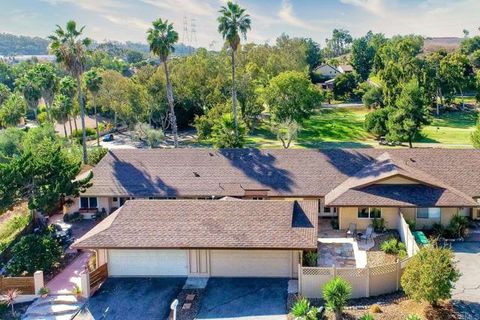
[
  {"x1": 193, "y1": 103, "x2": 230, "y2": 140},
  {"x1": 303, "y1": 251, "x2": 318, "y2": 267},
  {"x1": 401, "y1": 244, "x2": 460, "y2": 306},
  {"x1": 330, "y1": 218, "x2": 339, "y2": 230},
  {"x1": 406, "y1": 315, "x2": 421, "y2": 320},
  {"x1": 290, "y1": 297, "x2": 318, "y2": 320},
  {"x1": 405, "y1": 218, "x2": 416, "y2": 231},
  {"x1": 6, "y1": 233, "x2": 63, "y2": 276},
  {"x1": 446, "y1": 214, "x2": 469, "y2": 239},
  {"x1": 372, "y1": 218, "x2": 386, "y2": 233},
  {"x1": 380, "y1": 238, "x2": 407, "y2": 258},
  {"x1": 87, "y1": 147, "x2": 108, "y2": 165},
  {"x1": 211, "y1": 113, "x2": 247, "y2": 148},
  {"x1": 359, "y1": 314, "x2": 375, "y2": 320},
  {"x1": 431, "y1": 223, "x2": 444, "y2": 238},
  {"x1": 133, "y1": 123, "x2": 164, "y2": 148},
  {"x1": 323, "y1": 276, "x2": 351, "y2": 320}
]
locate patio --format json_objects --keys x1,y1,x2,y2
[{"x1": 317, "y1": 218, "x2": 376, "y2": 268}]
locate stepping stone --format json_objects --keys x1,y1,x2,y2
[
  {"x1": 182, "y1": 303, "x2": 192, "y2": 310},
  {"x1": 186, "y1": 294, "x2": 195, "y2": 301}
]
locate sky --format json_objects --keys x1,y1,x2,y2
[{"x1": 0, "y1": 0, "x2": 479, "y2": 49}]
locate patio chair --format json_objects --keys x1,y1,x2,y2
[
  {"x1": 360, "y1": 225, "x2": 374, "y2": 243},
  {"x1": 346, "y1": 223, "x2": 357, "y2": 237}
]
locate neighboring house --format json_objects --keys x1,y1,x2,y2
[
  {"x1": 70, "y1": 148, "x2": 480, "y2": 277},
  {"x1": 314, "y1": 63, "x2": 353, "y2": 79}
]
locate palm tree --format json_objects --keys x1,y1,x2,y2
[
  {"x1": 49, "y1": 20, "x2": 91, "y2": 164},
  {"x1": 32, "y1": 63, "x2": 58, "y2": 123},
  {"x1": 218, "y1": 1, "x2": 251, "y2": 137},
  {"x1": 147, "y1": 19, "x2": 179, "y2": 148},
  {"x1": 84, "y1": 68, "x2": 103, "y2": 146}
]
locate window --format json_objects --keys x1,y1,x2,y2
[
  {"x1": 358, "y1": 207, "x2": 369, "y2": 218},
  {"x1": 80, "y1": 197, "x2": 98, "y2": 209},
  {"x1": 113, "y1": 197, "x2": 118, "y2": 202},
  {"x1": 252, "y1": 197, "x2": 264, "y2": 200},
  {"x1": 357, "y1": 207, "x2": 382, "y2": 219},
  {"x1": 417, "y1": 207, "x2": 441, "y2": 219}
]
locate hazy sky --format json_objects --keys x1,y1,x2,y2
[{"x1": 1, "y1": 0, "x2": 479, "y2": 49}]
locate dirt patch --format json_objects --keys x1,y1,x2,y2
[{"x1": 367, "y1": 231, "x2": 401, "y2": 267}]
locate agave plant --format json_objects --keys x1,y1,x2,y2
[{"x1": 3, "y1": 288, "x2": 21, "y2": 317}]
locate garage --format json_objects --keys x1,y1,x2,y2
[
  {"x1": 210, "y1": 250, "x2": 294, "y2": 277},
  {"x1": 108, "y1": 249, "x2": 188, "y2": 276}
]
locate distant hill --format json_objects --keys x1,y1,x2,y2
[
  {"x1": 0, "y1": 33, "x2": 196, "y2": 57},
  {"x1": 0, "y1": 33, "x2": 49, "y2": 56},
  {"x1": 424, "y1": 37, "x2": 462, "y2": 53}
]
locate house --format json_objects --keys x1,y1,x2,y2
[
  {"x1": 314, "y1": 63, "x2": 353, "y2": 79},
  {"x1": 73, "y1": 199, "x2": 317, "y2": 278},
  {"x1": 70, "y1": 148, "x2": 480, "y2": 277}
]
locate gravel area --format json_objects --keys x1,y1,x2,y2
[
  {"x1": 367, "y1": 231, "x2": 401, "y2": 267},
  {"x1": 175, "y1": 288, "x2": 204, "y2": 320}
]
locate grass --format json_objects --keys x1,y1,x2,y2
[
  {"x1": 190, "y1": 106, "x2": 478, "y2": 149},
  {"x1": 0, "y1": 203, "x2": 31, "y2": 253}
]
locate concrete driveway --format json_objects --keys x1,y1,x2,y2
[
  {"x1": 451, "y1": 242, "x2": 480, "y2": 318},
  {"x1": 88, "y1": 277, "x2": 186, "y2": 320},
  {"x1": 197, "y1": 278, "x2": 288, "y2": 320}
]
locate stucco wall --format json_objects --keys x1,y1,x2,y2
[
  {"x1": 64, "y1": 196, "x2": 112, "y2": 216},
  {"x1": 339, "y1": 207, "x2": 399, "y2": 230}
]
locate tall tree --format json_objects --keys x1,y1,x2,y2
[
  {"x1": 147, "y1": 19, "x2": 180, "y2": 147},
  {"x1": 58, "y1": 76, "x2": 77, "y2": 138},
  {"x1": 218, "y1": 1, "x2": 251, "y2": 137},
  {"x1": 0, "y1": 83, "x2": 11, "y2": 105},
  {"x1": 31, "y1": 63, "x2": 58, "y2": 123},
  {"x1": 49, "y1": 20, "x2": 91, "y2": 164},
  {"x1": 84, "y1": 68, "x2": 103, "y2": 146},
  {"x1": 15, "y1": 71, "x2": 41, "y2": 120},
  {"x1": 0, "y1": 93, "x2": 26, "y2": 128},
  {"x1": 386, "y1": 79, "x2": 430, "y2": 148}
]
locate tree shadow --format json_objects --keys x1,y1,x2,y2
[
  {"x1": 316, "y1": 148, "x2": 378, "y2": 177},
  {"x1": 217, "y1": 149, "x2": 295, "y2": 192},
  {"x1": 110, "y1": 152, "x2": 177, "y2": 197}
]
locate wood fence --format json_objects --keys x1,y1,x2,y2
[
  {"x1": 89, "y1": 263, "x2": 108, "y2": 290},
  {"x1": 299, "y1": 257, "x2": 412, "y2": 299},
  {"x1": 0, "y1": 276, "x2": 35, "y2": 294}
]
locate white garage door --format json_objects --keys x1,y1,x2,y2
[
  {"x1": 210, "y1": 250, "x2": 292, "y2": 277},
  {"x1": 108, "y1": 249, "x2": 188, "y2": 276}
]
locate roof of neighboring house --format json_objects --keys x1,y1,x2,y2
[
  {"x1": 325, "y1": 152, "x2": 478, "y2": 207},
  {"x1": 338, "y1": 64, "x2": 353, "y2": 73},
  {"x1": 83, "y1": 148, "x2": 480, "y2": 201},
  {"x1": 72, "y1": 199, "x2": 318, "y2": 250},
  {"x1": 327, "y1": 184, "x2": 477, "y2": 207}
]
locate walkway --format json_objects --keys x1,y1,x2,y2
[{"x1": 47, "y1": 252, "x2": 90, "y2": 294}]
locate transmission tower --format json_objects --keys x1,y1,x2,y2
[
  {"x1": 190, "y1": 17, "x2": 198, "y2": 53},
  {"x1": 182, "y1": 16, "x2": 190, "y2": 55}
]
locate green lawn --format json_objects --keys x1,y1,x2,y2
[
  {"x1": 190, "y1": 107, "x2": 478, "y2": 148},
  {"x1": 247, "y1": 107, "x2": 478, "y2": 148}
]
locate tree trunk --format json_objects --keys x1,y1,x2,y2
[
  {"x1": 93, "y1": 95, "x2": 100, "y2": 147},
  {"x1": 76, "y1": 76, "x2": 88, "y2": 164},
  {"x1": 68, "y1": 116, "x2": 73, "y2": 138},
  {"x1": 74, "y1": 116, "x2": 78, "y2": 132},
  {"x1": 408, "y1": 136, "x2": 413, "y2": 148},
  {"x1": 334, "y1": 311, "x2": 342, "y2": 320},
  {"x1": 460, "y1": 87, "x2": 465, "y2": 109},
  {"x1": 163, "y1": 59, "x2": 178, "y2": 148},
  {"x1": 436, "y1": 88, "x2": 440, "y2": 116},
  {"x1": 231, "y1": 49, "x2": 239, "y2": 138},
  {"x1": 63, "y1": 122, "x2": 67, "y2": 138}
]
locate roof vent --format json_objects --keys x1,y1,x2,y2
[
  {"x1": 208, "y1": 152, "x2": 214, "y2": 157},
  {"x1": 409, "y1": 158, "x2": 416, "y2": 163},
  {"x1": 193, "y1": 172, "x2": 200, "y2": 177}
]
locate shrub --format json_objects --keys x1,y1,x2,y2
[
  {"x1": 380, "y1": 238, "x2": 407, "y2": 258},
  {"x1": 431, "y1": 223, "x2": 445, "y2": 238},
  {"x1": 6, "y1": 233, "x2": 63, "y2": 276},
  {"x1": 405, "y1": 218, "x2": 416, "y2": 231},
  {"x1": 193, "y1": 103, "x2": 230, "y2": 140},
  {"x1": 303, "y1": 251, "x2": 318, "y2": 267},
  {"x1": 359, "y1": 313, "x2": 375, "y2": 320},
  {"x1": 446, "y1": 214, "x2": 469, "y2": 239},
  {"x1": 38, "y1": 286, "x2": 49, "y2": 295},
  {"x1": 133, "y1": 123, "x2": 164, "y2": 148},
  {"x1": 211, "y1": 113, "x2": 247, "y2": 148},
  {"x1": 401, "y1": 244, "x2": 460, "y2": 306},
  {"x1": 406, "y1": 315, "x2": 421, "y2": 320},
  {"x1": 87, "y1": 147, "x2": 108, "y2": 165},
  {"x1": 323, "y1": 276, "x2": 351, "y2": 320},
  {"x1": 290, "y1": 297, "x2": 318, "y2": 320},
  {"x1": 369, "y1": 304, "x2": 382, "y2": 313},
  {"x1": 330, "y1": 218, "x2": 339, "y2": 230},
  {"x1": 372, "y1": 218, "x2": 386, "y2": 233}
]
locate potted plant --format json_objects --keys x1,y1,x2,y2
[
  {"x1": 38, "y1": 286, "x2": 50, "y2": 298},
  {"x1": 71, "y1": 284, "x2": 82, "y2": 298}
]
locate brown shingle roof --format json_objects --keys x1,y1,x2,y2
[
  {"x1": 328, "y1": 184, "x2": 477, "y2": 207},
  {"x1": 72, "y1": 199, "x2": 318, "y2": 250},
  {"x1": 83, "y1": 148, "x2": 480, "y2": 199},
  {"x1": 325, "y1": 152, "x2": 477, "y2": 206}
]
